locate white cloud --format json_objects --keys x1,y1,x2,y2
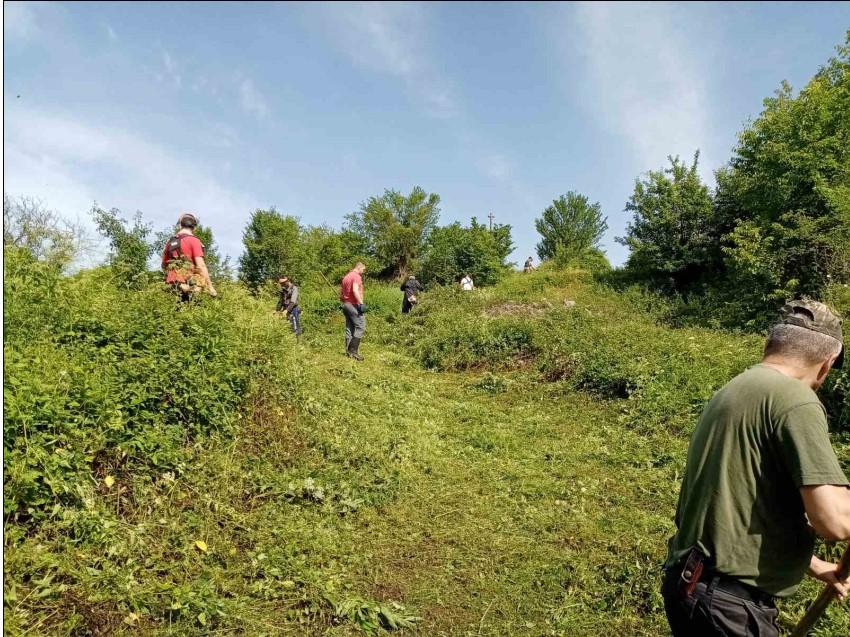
[
  {"x1": 239, "y1": 78, "x2": 269, "y2": 120},
  {"x1": 3, "y1": 108, "x2": 262, "y2": 263},
  {"x1": 311, "y1": 2, "x2": 457, "y2": 118},
  {"x1": 103, "y1": 22, "x2": 118, "y2": 42},
  {"x1": 564, "y1": 2, "x2": 715, "y2": 178},
  {"x1": 161, "y1": 50, "x2": 182, "y2": 88},
  {"x1": 3, "y1": 1, "x2": 48, "y2": 42},
  {"x1": 479, "y1": 154, "x2": 513, "y2": 180}
]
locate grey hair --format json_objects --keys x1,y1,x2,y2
[{"x1": 764, "y1": 324, "x2": 842, "y2": 365}]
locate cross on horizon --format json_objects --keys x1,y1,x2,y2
[{"x1": 488, "y1": 211, "x2": 495, "y2": 231}]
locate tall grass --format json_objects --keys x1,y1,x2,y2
[{"x1": 4, "y1": 256, "x2": 848, "y2": 635}]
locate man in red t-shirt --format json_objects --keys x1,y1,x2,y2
[
  {"x1": 161, "y1": 213, "x2": 218, "y2": 300},
  {"x1": 340, "y1": 262, "x2": 366, "y2": 360}
]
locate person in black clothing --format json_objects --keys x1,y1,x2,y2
[
  {"x1": 275, "y1": 276, "x2": 302, "y2": 339},
  {"x1": 400, "y1": 275, "x2": 423, "y2": 314}
]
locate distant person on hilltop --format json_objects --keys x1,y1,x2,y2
[
  {"x1": 340, "y1": 262, "x2": 367, "y2": 361},
  {"x1": 662, "y1": 300, "x2": 849, "y2": 636},
  {"x1": 275, "y1": 276, "x2": 302, "y2": 340},
  {"x1": 161, "y1": 212, "x2": 217, "y2": 302},
  {"x1": 460, "y1": 273, "x2": 474, "y2": 291},
  {"x1": 524, "y1": 257, "x2": 535, "y2": 273},
  {"x1": 400, "y1": 274, "x2": 423, "y2": 314}
]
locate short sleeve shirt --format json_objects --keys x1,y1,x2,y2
[
  {"x1": 666, "y1": 364, "x2": 848, "y2": 597},
  {"x1": 163, "y1": 234, "x2": 204, "y2": 283},
  {"x1": 340, "y1": 271, "x2": 362, "y2": 304}
]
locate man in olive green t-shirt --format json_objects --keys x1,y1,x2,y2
[{"x1": 663, "y1": 300, "x2": 850, "y2": 636}]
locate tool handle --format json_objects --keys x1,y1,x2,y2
[{"x1": 790, "y1": 545, "x2": 850, "y2": 637}]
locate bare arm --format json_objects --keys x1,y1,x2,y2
[
  {"x1": 808, "y1": 554, "x2": 850, "y2": 600},
  {"x1": 801, "y1": 485, "x2": 850, "y2": 540},
  {"x1": 193, "y1": 255, "x2": 218, "y2": 296},
  {"x1": 353, "y1": 281, "x2": 363, "y2": 305}
]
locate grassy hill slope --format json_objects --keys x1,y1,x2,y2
[{"x1": 4, "y1": 257, "x2": 849, "y2": 635}]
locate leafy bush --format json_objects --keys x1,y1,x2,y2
[
  {"x1": 419, "y1": 217, "x2": 514, "y2": 286},
  {"x1": 3, "y1": 255, "x2": 302, "y2": 522},
  {"x1": 92, "y1": 206, "x2": 156, "y2": 289},
  {"x1": 412, "y1": 269, "x2": 780, "y2": 434}
]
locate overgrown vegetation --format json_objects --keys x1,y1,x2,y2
[
  {"x1": 5, "y1": 254, "x2": 849, "y2": 635},
  {"x1": 616, "y1": 33, "x2": 850, "y2": 329},
  {"x1": 4, "y1": 26, "x2": 850, "y2": 637}
]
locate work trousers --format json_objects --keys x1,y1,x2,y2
[
  {"x1": 341, "y1": 302, "x2": 366, "y2": 347},
  {"x1": 662, "y1": 568, "x2": 779, "y2": 637}
]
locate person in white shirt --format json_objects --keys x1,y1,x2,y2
[{"x1": 460, "y1": 273, "x2": 474, "y2": 291}]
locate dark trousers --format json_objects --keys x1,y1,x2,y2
[
  {"x1": 662, "y1": 568, "x2": 779, "y2": 637},
  {"x1": 288, "y1": 306, "x2": 302, "y2": 336},
  {"x1": 401, "y1": 298, "x2": 415, "y2": 314},
  {"x1": 341, "y1": 302, "x2": 366, "y2": 347}
]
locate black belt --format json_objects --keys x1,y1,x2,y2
[
  {"x1": 700, "y1": 568, "x2": 776, "y2": 606},
  {"x1": 668, "y1": 559, "x2": 775, "y2": 607}
]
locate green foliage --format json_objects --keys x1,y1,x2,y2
[
  {"x1": 345, "y1": 186, "x2": 441, "y2": 279},
  {"x1": 300, "y1": 225, "x2": 379, "y2": 284},
  {"x1": 92, "y1": 205, "x2": 155, "y2": 288},
  {"x1": 5, "y1": 263, "x2": 849, "y2": 635},
  {"x1": 3, "y1": 194, "x2": 83, "y2": 269},
  {"x1": 419, "y1": 217, "x2": 514, "y2": 286},
  {"x1": 333, "y1": 598, "x2": 420, "y2": 634},
  {"x1": 619, "y1": 33, "x2": 850, "y2": 331},
  {"x1": 535, "y1": 191, "x2": 608, "y2": 266},
  {"x1": 238, "y1": 208, "x2": 305, "y2": 290},
  {"x1": 560, "y1": 247, "x2": 612, "y2": 272},
  {"x1": 3, "y1": 257, "x2": 300, "y2": 521},
  {"x1": 617, "y1": 153, "x2": 716, "y2": 292},
  {"x1": 714, "y1": 33, "x2": 850, "y2": 316},
  {"x1": 411, "y1": 270, "x2": 767, "y2": 434}
]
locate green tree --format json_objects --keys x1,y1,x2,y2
[
  {"x1": 345, "y1": 186, "x2": 441, "y2": 279},
  {"x1": 4, "y1": 194, "x2": 86, "y2": 269},
  {"x1": 715, "y1": 32, "x2": 850, "y2": 304},
  {"x1": 420, "y1": 218, "x2": 513, "y2": 286},
  {"x1": 617, "y1": 153, "x2": 715, "y2": 291},
  {"x1": 535, "y1": 192, "x2": 608, "y2": 266},
  {"x1": 238, "y1": 209, "x2": 305, "y2": 290},
  {"x1": 297, "y1": 225, "x2": 379, "y2": 284},
  {"x1": 92, "y1": 205, "x2": 154, "y2": 288}
]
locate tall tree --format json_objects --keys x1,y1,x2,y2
[
  {"x1": 238, "y1": 209, "x2": 305, "y2": 290},
  {"x1": 420, "y1": 218, "x2": 514, "y2": 286},
  {"x1": 92, "y1": 205, "x2": 155, "y2": 288},
  {"x1": 535, "y1": 192, "x2": 608, "y2": 265},
  {"x1": 345, "y1": 186, "x2": 440, "y2": 279},
  {"x1": 716, "y1": 32, "x2": 850, "y2": 302},
  {"x1": 617, "y1": 153, "x2": 715, "y2": 291}
]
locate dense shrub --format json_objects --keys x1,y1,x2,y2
[
  {"x1": 410, "y1": 269, "x2": 850, "y2": 433},
  {"x1": 4, "y1": 250, "x2": 302, "y2": 522}
]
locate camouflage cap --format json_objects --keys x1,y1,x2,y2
[{"x1": 779, "y1": 299, "x2": 844, "y2": 368}]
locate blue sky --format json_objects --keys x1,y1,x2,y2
[{"x1": 4, "y1": 2, "x2": 850, "y2": 267}]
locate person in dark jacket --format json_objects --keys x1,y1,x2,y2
[
  {"x1": 275, "y1": 276, "x2": 302, "y2": 339},
  {"x1": 400, "y1": 275, "x2": 424, "y2": 314}
]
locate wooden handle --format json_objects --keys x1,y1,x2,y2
[{"x1": 790, "y1": 545, "x2": 850, "y2": 637}]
